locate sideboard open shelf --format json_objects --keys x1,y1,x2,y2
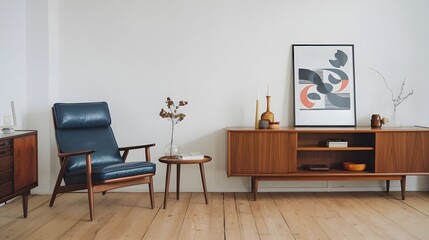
[{"x1": 227, "y1": 127, "x2": 429, "y2": 200}]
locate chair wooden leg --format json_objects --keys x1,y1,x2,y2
[
  {"x1": 50, "y1": 172, "x2": 64, "y2": 207},
  {"x1": 49, "y1": 191, "x2": 58, "y2": 208},
  {"x1": 87, "y1": 187, "x2": 95, "y2": 221},
  {"x1": 50, "y1": 158, "x2": 69, "y2": 207},
  {"x1": 149, "y1": 176, "x2": 155, "y2": 209},
  {"x1": 84, "y1": 154, "x2": 95, "y2": 221}
]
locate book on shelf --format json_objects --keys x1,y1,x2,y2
[
  {"x1": 326, "y1": 139, "x2": 348, "y2": 148},
  {"x1": 178, "y1": 152, "x2": 205, "y2": 160},
  {"x1": 306, "y1": 164, "x2": 329, "y2": 171}
]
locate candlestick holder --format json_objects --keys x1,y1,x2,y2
[{"x1": 254, "y1": 98, "x2": 259, "y2": 129}]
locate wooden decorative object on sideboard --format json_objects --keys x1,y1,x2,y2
[
  {"x1": 0, "y1": 131, "x2": 38, "y2": 218},
  {"x1": 227, "y1": 127, "x2": 429, "y2": 200}
]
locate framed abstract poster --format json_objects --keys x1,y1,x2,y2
[{"x1": 292, "y1": 44, "x2": 356, "y2": 127}]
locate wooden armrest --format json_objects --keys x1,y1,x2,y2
[
  {"x1": 119, "y1": 143, "x2": 156, "y2": 161},
  {"x1": 118, "y1": 143, "x2": 156, "y2": 151},
  {"x1": 58, "y1": 149, "x2": 96, "y2": 158}
]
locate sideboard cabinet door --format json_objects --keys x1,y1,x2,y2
[
  {"x1": 13, "y1": 134, "x2": 38, "y2": 191},
  {"x1": 228, "y1": 131, "x2": 296, "y2": 176},
  {"x1": 376, "y1": 132, "x2": 429, "y2": 173}
]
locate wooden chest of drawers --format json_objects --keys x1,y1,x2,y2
[{"x1": 0, "y1": 131, "x2": 38, "y2": 218}]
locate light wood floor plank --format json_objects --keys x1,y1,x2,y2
[
  {"x1": 104, "y1": 193, "x2": 162, "y2": 240},
  {"x1": 249, "y1": 193, "x2": 295, "y2": 239},
  {"x1": 316, "y1": 193, "x2": 385, "y2": 240},
  {"x1": 24, "y1": 192, "x2": 141, "y2": 240},
  {"x1": 1, "y1": 191, "x2": 429, "y2": 240},
  {"x1": 142, "y1": 192, "x2": 191, "y2": 240},
  {"x1": 235, "y1": 192, "x2": 259, "y2": 240},
  {"x1": 224, "y1": 192, "x2": 241, "y2": 240},
  {"x1": 178, "y1": 192, "x2": 211, "y2": 240},
  {"x1": 0, "y1": 193, "x2": 88, "y2": 240},
  {"x1": 350, "y1": 192, "x2": 419, "y2": 239},
  {"x1": 312, "y1": 193, "x2": 369, "y2": 240},
  {"x1": 402, "y1": 192, "x2": 429, "y2": 216},
  {"x1": 59, "y1": 193, "x2": 133, "y2": 240},
  {"x1": 207, "y1": 193, "x2": 225, "y2": 239},
  {"x1": 90, "y1": 193, "x2": 148, "y2": 240},
  {"x1": 271, "y1": 192, "x2": 330, "y2": 240},
  {"x1": 178, "y1": 193, "x2": 224, "y2": 240},
  {"x1": 416, "y1": 191, "x2": 429, "y2": 203},
  {"x1": 58, "y1": 192, "x2": 162, "y2": 240},
  {"x1": 0, "y1": 195, "x2": 50, "y2": 228},
  {"x1": 354, "y1": 192, "x2": 429, "y2": 240}
]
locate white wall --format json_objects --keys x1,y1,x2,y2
[
  {"x1": 0, "y1": 0, "x2": 27, "y2": 128},
  {"x1": 0, "y1": 0, "x2": 52, "y2": 193},
  {"x1": 3, "y1": 0, "x2": 429, "y2": 194},
  {"x1": 26, "y1": 0, "x2": 52, "y2": 194}
]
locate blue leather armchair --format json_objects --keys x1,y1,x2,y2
[{"x1": 50, "y1": 102, "x2": 156, "y2": 221}]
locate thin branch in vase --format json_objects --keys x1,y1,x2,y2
[
  {"x1": 370, "y1": 67, "x2": 414, "y2": 111},
  {"x1": 160, "y1": 97, "x2": 188, "y2": 156}
]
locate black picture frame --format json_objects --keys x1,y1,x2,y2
[{"x1": 292, "y1": 44, "x2": 356, "y2": 127}]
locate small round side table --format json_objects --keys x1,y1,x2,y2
[{"x1": 158, "y1": 155, "x2": 212, "y2": 209}]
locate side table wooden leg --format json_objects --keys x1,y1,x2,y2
[
  {"x1": 22, "y1": 193, "x2": 29, "y2": 218},
  {"x1": 164, "y1": 163, "x2": 172, "y2": 209},
  {"x1": 199, "y1": 163, "x2": 209, "y2": 204},
  {"x1": 401, "y1": 176, "x2": 406, "y2": 200},
  {"x1": 177, "y1": 164, "x2": 181, "y2": 200}
]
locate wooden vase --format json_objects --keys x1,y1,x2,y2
[{"x1": 261, "y1": 96, "x2": 274, "y2": 122}]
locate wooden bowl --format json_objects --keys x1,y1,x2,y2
[
  {"x1": 268, "y1": 121, "x2": 280, "y2": 129},
  {"x1": 343, "y1": 162, "x2": 366, "y2": 171}
]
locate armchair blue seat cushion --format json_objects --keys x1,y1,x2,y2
[
  {"x1": 64, "y1": 161, "x2": 156, "y2": 185},
  {"x1": 53, "y1": 102, "x2": 156, "y2": 185}
]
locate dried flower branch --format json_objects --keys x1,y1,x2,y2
[
  {"x1": 160, "y1": 97, "x2": 188, "y2": 156},
  {"x1": 370, "y1": 67, "x2": 414, "y2": 111}
]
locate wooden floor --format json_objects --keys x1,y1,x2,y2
[{"x1": 0, "y1": 191, "x2": 429, "y2": 240}]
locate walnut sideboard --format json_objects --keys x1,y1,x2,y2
[
  {"x1": 227, "y1": 127, "x2": 429, "y2": 200},
  {"x1": 0, "y1": 131, "x2": 38, "y2": 218}
]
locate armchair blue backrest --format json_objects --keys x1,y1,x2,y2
[{"x1": 53, "y1": 102, "x2": 123, "y2": 177}]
